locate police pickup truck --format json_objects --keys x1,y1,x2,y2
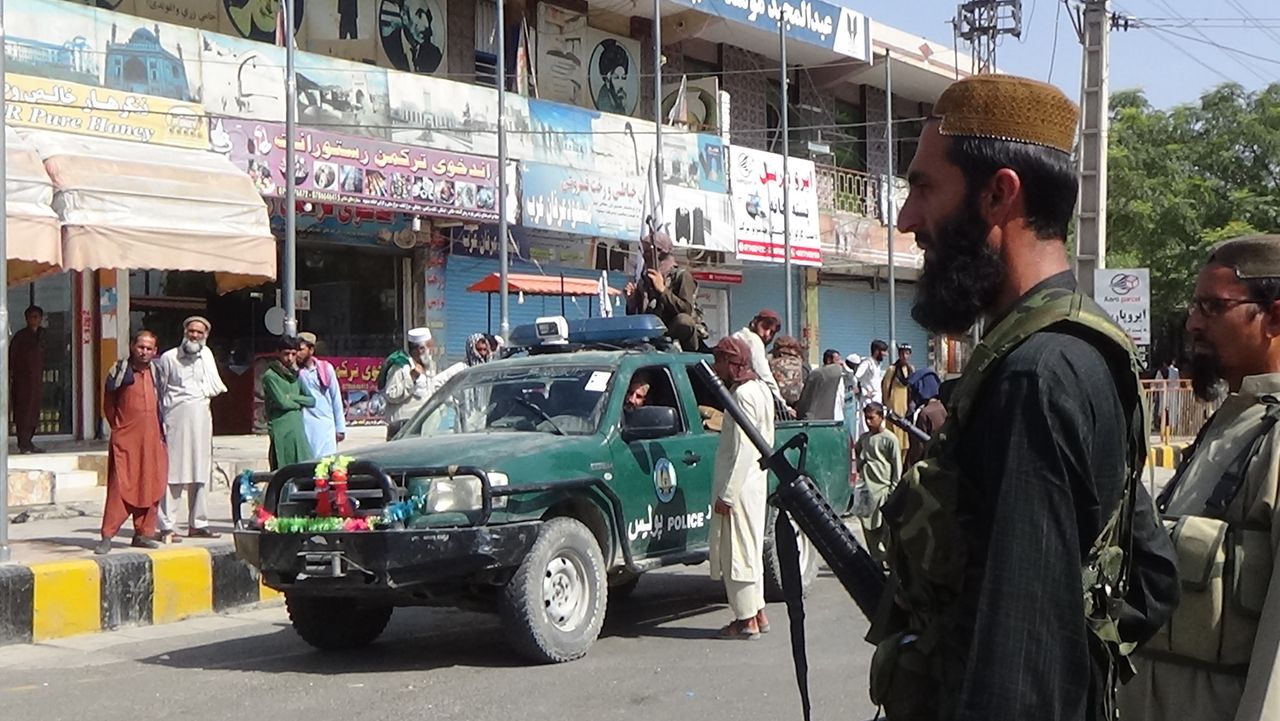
[{"x1": 233, "y1": 315, "x2": 852, "y2": 663}]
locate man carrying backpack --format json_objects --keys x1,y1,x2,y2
[
  {"x1": 870, "y1": 73, "x2": 1178, "y2": 721},
  {"x1": 1120, "y1": 235, "x2": 1280, "y2": 721}
]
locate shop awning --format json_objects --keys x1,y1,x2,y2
[
  {"x1": 21, "y1": 130, "x2": 277, "y2": 294},
  {"x1": 467, "y1": 272, "x2": 622, "y2": 297},
  {"x1": 6, "y1": 128, "x2": 61, "y2": 286}
]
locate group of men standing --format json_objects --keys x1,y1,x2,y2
[
  {"x1": 97, "y1": 318, "x2": 349, "y2": 553},
  {"x1": 98, "y1": 316, "x2": 225, "y2": 552}
]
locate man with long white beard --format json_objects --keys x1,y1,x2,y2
[
  {"x1": 1120, "y1": 234, "x2": 1280, "y2": 721},
  {"x1": 154, "y1": 316, "x2": 228, "y2": 541}
]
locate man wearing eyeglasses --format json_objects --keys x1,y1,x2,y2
[{"x1": 1121, "y1": 233, "x2": 1280, "y2": 721}]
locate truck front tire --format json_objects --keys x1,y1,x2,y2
[
  {"x1": 500, "y1": 517, "x2": 607, "y2": 663},
  {"x1": 763, "y1": 516, "x2": 820, "y2": 602},
  {"x1": 286, "y1": 594, "x2": 393, "y2": 651}
]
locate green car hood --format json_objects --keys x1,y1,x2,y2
[{"x1": 344, "y1": 432, "x2": 605, "y2": 482}]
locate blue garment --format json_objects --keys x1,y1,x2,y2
[{"x1": 299, "y1": 361, "x2": 346, "y2": 458}]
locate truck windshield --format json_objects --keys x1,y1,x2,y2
[{"x1": 400, "y1": 366, "x2": 615, "y2": 438}]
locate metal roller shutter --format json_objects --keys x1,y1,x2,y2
[
  {"x1": 727, "y1": 264, "x2": 804, "y2": 336},
  {"x1": 816, "y1": 278, "x2": 930, "y2": 362}
]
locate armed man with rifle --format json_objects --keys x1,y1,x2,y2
[
  {"x1": 867, "y1": 73, "x2": 1179, "y2": 721},
  {"x1": 625, "y1": 222, "x2": 709, "y2": 352},
  {"x1": 700, "y1": 74, "x2": 1180, "y2": 721}
]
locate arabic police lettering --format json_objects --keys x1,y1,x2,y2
[{"x1": 626, "y1": 504, "x2": 712, "y2": 542}]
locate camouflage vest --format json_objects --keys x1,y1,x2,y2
[{"x1": 866, "y1": 287, "x2": 1149, "y2": 721}]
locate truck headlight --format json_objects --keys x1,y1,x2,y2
[
  {"x1": 426, "y1": 476, "x2": 483, "y2": 513},
  {"x1": 488, "y1": 471, "x2": 509, "y2": 510}
]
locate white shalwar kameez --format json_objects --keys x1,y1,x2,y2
[{"x1": 708, "y1": 378, "x2": 775, "y2": 620}]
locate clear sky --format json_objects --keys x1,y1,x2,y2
[{"x1": 857, "y1": 0, "x2": 1279, "y2": 108}]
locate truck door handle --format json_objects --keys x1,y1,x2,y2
[{"x1": 682, "y1": 452, "x2": 701, "y2": 465}]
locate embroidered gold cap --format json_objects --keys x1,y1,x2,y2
[
  {"x1": 1208, "y1": 234, "x2": 1280, "y2": 279},
  {"x1": 934, "y1": 74, "x2": 1079, "y2": 154}
]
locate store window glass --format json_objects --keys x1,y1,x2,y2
[{"x1": 8, "y1": 274, "x2": 75, "y2": 436}]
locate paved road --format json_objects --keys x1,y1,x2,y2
[{"x1": 0, "y1": 566, "x2": 878, "y2": 721}]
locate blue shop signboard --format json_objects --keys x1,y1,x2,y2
[
  {"x1": 671, "y1": 0, "x2": 872, "y2": 61},
  {"x1": 519, "y1": 162, "x2": 644, "y2": 241}
]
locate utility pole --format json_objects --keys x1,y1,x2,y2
[
  {"x1": 653, "y1": 0, "x2": 664, "y2": 215},
  {"x1": 1074, "y1": 0, "x2": 1109, "y2": 297},
  {"x1": 498, "y1": 0, "x2": 510, "y2": 339},
  {"x1": 885, "y1": 50, "x2": 897, "y2": 352},
  {"x1": 955, "y1": 0, "x2": 1022, "y2": 74},
  {"x1": 0, "y1": 0, "x2": 10, "y2": 563},
  {"x1": 282, "y1": 0, "x2": 298, "y2": 337},
  {"x1": 779, "y1": 19, "x2": 793, "y2": 336}
]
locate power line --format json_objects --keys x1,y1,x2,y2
[
  {"x1": 1224, "y1": 0, "x2": 1280, "y2": 46},
  {"x1": 1145, "y1": 0, "x2": 1270, "y2": 82},
  {"x1": 1110, "y1": 0, "x2": 1235, "y2": 82},
  {"x1": 1144, "y1": 25, "x2": 1280, "y2": 67}
]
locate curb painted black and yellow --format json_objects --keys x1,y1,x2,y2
[
  {"x1": 0, "y1": 544, "x2": 279, "y2": 647},
  {"x1": 1148, "y1": 442, "x2": 1190, "y2": 470}
]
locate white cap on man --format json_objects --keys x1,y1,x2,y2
[
  {"x1": 407, "y1": 327, "x2": 432, "y2": 346},
  {"x1": 845, "y1": 353, "x2": 863, "y2": 370}
]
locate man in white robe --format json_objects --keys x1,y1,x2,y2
[
  {"x1": 849, "y1": 340, "x2": 888, "y2": 437},
  {"x1": 154, "y1": 316, "x2": 227, "y2": 541},
  {"x1": 708, "y1": 336, "x2": 776, "y2": 639}
]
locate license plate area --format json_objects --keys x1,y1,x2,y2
[{"x1": 299, "y1": 551, "x2": 346, "y2": 578}]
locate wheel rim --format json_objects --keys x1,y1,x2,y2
[{"x1": 542, "y1": 550, "x2": 590, "y2": 631}]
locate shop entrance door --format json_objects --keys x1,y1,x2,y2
[{"x1": 8, "y1": 274, "x2": 76, "y2": 438}]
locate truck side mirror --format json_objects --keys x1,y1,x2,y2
[{"x1": 622, "y1": 406, "x2": 680, "y2": 441}]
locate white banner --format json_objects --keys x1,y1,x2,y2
[
  {"x1": 729, "y1": 145, "x2": 821, "y2": 266},
  {"x1": 1094, "y1": 268, "x2": 1151, "y2": 346}
]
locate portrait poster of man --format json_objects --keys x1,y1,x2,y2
[
  {"x1": 222, "y1": 0, "x2": 303, "y2": 44},
  {"x1": 378, "y1": 0, "x2": 447, "y2": 74},
  {"x1": 587, "y1": 31, "x2": 641, "y2": 116}
]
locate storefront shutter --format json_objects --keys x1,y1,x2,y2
[
  {"x1": 728, "y1": 264, "x2": 804, "y2": 335},
  {"x1": 816, "y1": 279, "x2": 930, "y2": 363}
]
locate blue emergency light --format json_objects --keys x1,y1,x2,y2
[{"x1": 508, "y1": 315, "x2": 669, "y2": 349}]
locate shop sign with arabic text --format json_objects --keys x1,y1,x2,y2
[
  {"x1": 671, "y1": 0, "x2": 871, "y2": 61},
  {"x1": 216, "y1": 118, "x2": 499, "y2": 222},
  {"x1": 4, "y1": 73, "x2": 209, "y2": 149},
  {"x1": 519, "y1": 161, "x2": 644, "y2": 241}
]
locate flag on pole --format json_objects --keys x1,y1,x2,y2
[{"x1": 598, "y1": 271, "x2": 614, "y2": 318}]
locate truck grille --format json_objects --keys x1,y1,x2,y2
[{"x1": 276, "y1": 473, "x2": 402, "y2": 518}]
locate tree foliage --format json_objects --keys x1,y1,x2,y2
[{"x1": 1108, "y1": 83, "x2": 1280, "y2": 352}]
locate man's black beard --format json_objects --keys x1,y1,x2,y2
[
  {"x1": 1190, "y1": 351, "x2": 1228, "y2": 402},
  {"x1": 910, "y1": 197, "x2": 1007, "y2": 335}
]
